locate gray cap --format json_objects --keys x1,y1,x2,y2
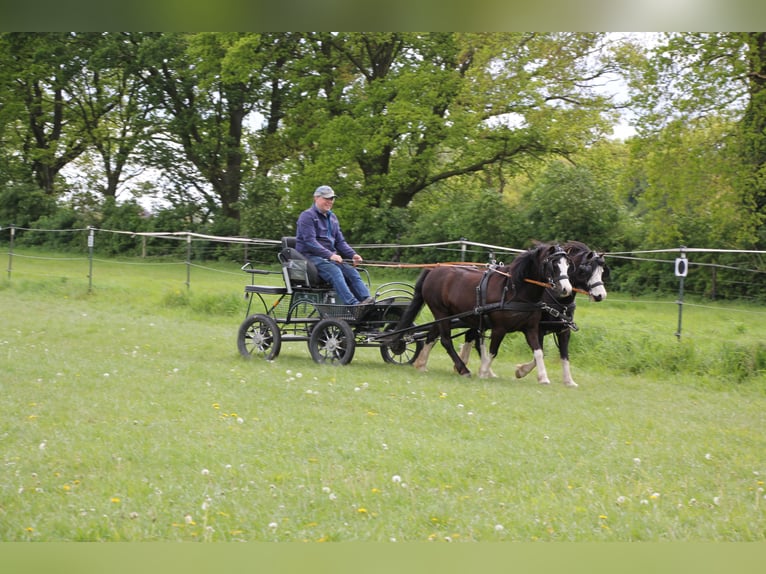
[{"x1": 314, "y1": 185, "x2": 337, "y2": 199}]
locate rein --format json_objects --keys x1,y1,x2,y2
[
  {"x1": 487, "y1": 265, "x2": 557, "y2": 290},
  {"x1": 350, "y1": 257, "x2": 592, "y2": 295},
  {"x1": 346, "y1": 260, "x2": 486, "y2": 269}
]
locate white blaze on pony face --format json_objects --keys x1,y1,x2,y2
[
  {"x1": 588, "y1": 265, "x2": 607, "y2": 302},
  {"x1": 551, "y1": 255, "x2": 573, "y2": 297}
]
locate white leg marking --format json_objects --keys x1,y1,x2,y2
[
  {"x1": 413, "y1": 341, "x2": 435, "y2": 371},
  {"x1": 478, "y1": 347, "x2": 497, "y2": 379},
  {"x1": 477, "y1": 340, "x2": 498, "y2": 378},
  {"x1": 561, "y1": 358, "x2": 578, "y2": 388},
  {"x1": 459, "y1": 340, "x2": 473, "y2": 366},
  {"x1": 534, "y1": 348, "x2": 550, "y2": 384}
]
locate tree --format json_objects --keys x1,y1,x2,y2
[
  {"x1": 0, "y1": 33, "x2": 91, "y2": 195},
  {"x1": 631, "y1": 32, "x2": 766, "y2": 247},
  {"x1": 137, "y1": 32, "x2": 302, "y2": 224},
  {"x1": 72, "y1": 33, "x2": 156, "y2": 200},
  {"x1": 284, "y1": 32, "x2": 632, "y2": 241},
  {"x1": 521, "y1": 160, "x2": 621, "y2": 249}
]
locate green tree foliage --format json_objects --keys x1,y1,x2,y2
[
  {"x1": 0, "y1": 33, "x2": 91, "y2": 194},
  {"x1": 286, "y1": 32, "x2": 625, "y2": 242},
  {"x1": 631, "y1": 32, "x2": 766, "y2": 248},
  {"x1": 521, "y1": 160, "x2": 621, "y2": 249}
]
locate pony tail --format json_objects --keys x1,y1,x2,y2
[{"x1": 392, "y1": 268, "x2": 429, "y2": 338}]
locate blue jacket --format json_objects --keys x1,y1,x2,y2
[{"x1": 295, "y1": 205, "x2": 356, "y2": 260}]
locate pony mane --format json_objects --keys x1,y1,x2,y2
[
  {"x1": 508, "y1": 242, "x2": 550, "y2": 288},
  {"x1": 563, "y1": 240, "x2": 590, "y2": 254}
]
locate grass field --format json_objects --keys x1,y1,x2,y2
[{"x1": 1, "y1": 250, "x2": 765, "y2": 542}]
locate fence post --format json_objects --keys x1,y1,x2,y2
[
  {"x1": 6, "y1": 225, "x2": 14, "y2": 281},
  {"x1": 186, "y1": 232, "x2": 192, "y2": 290},
  {"x1": 674, "y1": 246, "x2": 688, "y2": 341},
  {"x1": 87, "y1": 226, "x2": 95, "y2": 293},
  {"x1": 460, "y1": 238, "x2": 467, "y2": 262}
]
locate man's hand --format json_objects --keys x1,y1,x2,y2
[
  {"x1": 329, "y1": 253, "x2": 343, "y2": 264},
  {"x1": 352, "y1": 253, "x2": 363, "y2": 266}
]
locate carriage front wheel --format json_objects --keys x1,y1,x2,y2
[
  {"x1": 237, "y1": 314, "x2": 282, "y2": 360},
  {"x1": 309, "y1": 318, "x2": 355, "y2": 365}
]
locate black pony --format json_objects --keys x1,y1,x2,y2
[
  {"x1": 390, "y1": 243, "x2": 573, "y2": 379},
  {"x1": 513, "y1": 240, "x2": 608, "y2": 387}
]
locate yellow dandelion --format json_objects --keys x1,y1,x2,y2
[
  {"x1": 599, "y1": 514, "x2": 607, "y2": 520},
  {"x1": 62, "y1": 484, "x2": 71, "y2": 491},
  {"x1": 26, "y1": 527, "x2": 34, "y2": 533},
  {"x1": 371, "y1": 488, "x2": 381, "y2": 494},
  {"x1": 357, "y1": 507, "x2": 368, "y2": 514},
  {"x1": 111, "y1": 497, "x2": 121, "y2": 503},
  {"x1": 212, "y1": 403, "x2": 220, "y2": 410}
]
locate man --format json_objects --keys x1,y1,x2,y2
[{"x1": 295, "y1": 185, "x2": 374, "y2": 306}]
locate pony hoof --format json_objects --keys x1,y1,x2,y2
[
  {"x1": 564, "y1": 381, "x2": 579, "y2": 388},
  {"x1": 460, "y1": 371, "x2": 472, "y2": 378},
  {"x1": 538, "y1": 380, "x2": 551, "y2": 385}
]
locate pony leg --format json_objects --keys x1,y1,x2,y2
[
  {"x1": 442, "y1": 336, "x2": 471, "y2": 376},
  {"x1": 515, "y1": 358, "x2": 536, "y2": 379},
  {"x1": 523, "y1": 329, "x2": 550, "y2": 385},
  {"x1": 437, "y1": 323, "x2": 470, "y2": 377},
  {"x1": 458, "y1": 339, "x2": 473, "y2": 367},
  {"x1": 557, "y1": 330, "x2": 577, "y2": 387},
  {"x1": 478, "y1": 339, "x2": 498, "y2": 378},
  {"x1": 533, "y1": 348, "x2": 551, "y2": 385},
  {"x1": 561, "y1": 358, "x2": 578, "y2": 388},
  {"x1": 413, "y1": 341, "x2": 436, "y2": 371},
  {"x1": 516, "y1": 331, "x2": 543, "y2": 379}
]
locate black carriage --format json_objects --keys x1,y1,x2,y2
[{"x1": 237, "y1": 237, "x2": 425, "y2": 365}]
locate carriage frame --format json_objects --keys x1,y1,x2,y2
[{"x1": 236, "y1": 238, "x2": 429, "y2": 365}]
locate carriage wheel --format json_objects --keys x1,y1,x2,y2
[
  {"x1": 237, "y1": 314, "x2": 282, "y2": 360},
  {"x1": 379, "y1": 336, "x2": 423, "y2": 365},
  {"x1": 308, "y1": 318, "x2": 355, "y2": 365},
  {"x1": 376, "y1": 307, "x2": 423, "y2": 365},
  {"x1": 379, "y1": 321, "x2": 424, "y2": 365}
]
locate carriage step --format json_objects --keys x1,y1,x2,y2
[{"x1": 245, "y1": 285, "x2": 288, "y2": 295}]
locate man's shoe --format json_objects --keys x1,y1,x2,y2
[{"x1": 359, "y1": 296, "x2": 374, "y2": 305}]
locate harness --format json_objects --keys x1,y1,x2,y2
[
  {"x1": 540, "y1": 296, "x2": 579, "y2": 332},
  {"x1": 473, "y1": 244, "x2": 581, "y2": 335},
  {"x1": 473, "y1": 264, "x2": 548, "y2": 332}
]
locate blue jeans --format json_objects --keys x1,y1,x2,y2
[{"x1": 309, "y1": 256, "x2": 370, "y2": 305}]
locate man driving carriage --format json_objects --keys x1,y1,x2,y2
[{"x1": 295, "y1": 185, "x2": 374, "y2": 306}]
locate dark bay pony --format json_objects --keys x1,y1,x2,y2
[
  {"x1": 513, "y1": 240, "x2": 609, "y2": 387},
  {"x1": 391, "y1": 243, "x2": 573, "y2": 379}
]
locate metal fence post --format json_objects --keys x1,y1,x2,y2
[
  {"x1": 87, "y1": 227, "x2": 95, "y2": 293},
  {"x1": 674, "y1": 246, "x2": 688, "y2": 341},
  {"x1": 186, "y1": 232, "x2": 192, "y2": 290},
  {"x1": 6, "y1": 225, "x2": 14, "y2": 281}
]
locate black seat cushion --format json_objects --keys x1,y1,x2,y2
[{"x1": 280, "y1": 237, "x2": 326, "y2": 287}]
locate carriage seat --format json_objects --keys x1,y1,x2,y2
[{"x1": 278, "y1": 237, "x2": 330, "y2": 289}]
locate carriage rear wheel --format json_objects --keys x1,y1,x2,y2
[
  {"x1": 309, "y1": 318, "x2": 355, "y2": 365},
  {"x1": 237, "y1": 314, "x2": 282, "y2": 360}
]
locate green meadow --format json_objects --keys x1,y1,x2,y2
[{"x1": 1, "y1": 250, "x2": 765, "y2": 541}]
